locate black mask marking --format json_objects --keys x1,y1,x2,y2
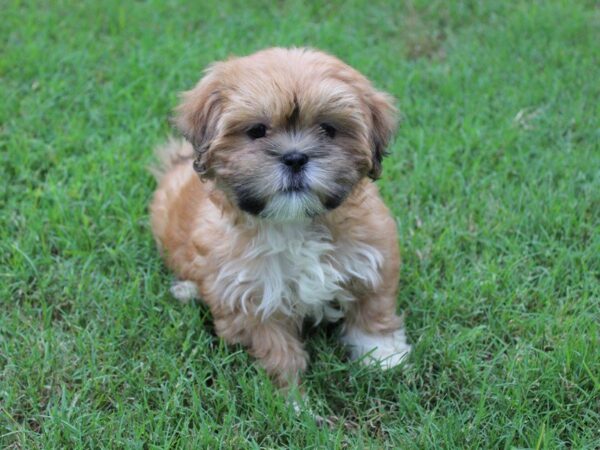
[
  {"x1": 287, "y1": 95, "x2": 300, "y2": 129},
  {"x1": 235, "y1": 187, "x2": 266, "y2": 216},
  {"x1": 323, "y1": 190, "x2": 347, "y2": 210}
]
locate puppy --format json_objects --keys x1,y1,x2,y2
[{"x1": 150, "y1": 47, "x2": 410, "y2": 388}]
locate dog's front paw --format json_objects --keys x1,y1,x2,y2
[{"x1": 341, "y1": 327, "x2": 411, "y2": 369}]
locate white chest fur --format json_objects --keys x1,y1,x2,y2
[{"x1": 214, "y1": 221, "x2": 383, "y2": 322}]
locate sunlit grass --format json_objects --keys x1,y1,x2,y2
[{"x1": 1, "y1": 1, "x2": 599, "y2": 448}]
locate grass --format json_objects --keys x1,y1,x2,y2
[{"x1": 1, "y1": 0, "x2": 599, "y2": 448}]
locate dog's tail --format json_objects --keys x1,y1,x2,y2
[
  {"x1": 149, "y1": 137, "x2": 194, "y2": 181},
  {"x1": 149, "y1": 137, "x2": 196, "y2": 255}
]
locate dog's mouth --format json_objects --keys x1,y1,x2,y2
[
  {"x1": 234, "y1": 170, "x2": 347, "y2": 220},
  {"x1": 262, "y1": 189, "x2": 324, "y2": 221},
  {"x1": 282, "y1": 184, "x2": 307, "y2": 194},
  {"x1": 281, "y1": 173, "x2": 307, "y2": 193}
]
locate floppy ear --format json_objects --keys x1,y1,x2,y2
[
  {"x1": 174, "y1": 68, "x2": 223, "y2": 175},
  {"x1": 366, "y1": 90, "x2": 397, "y2": 180}
]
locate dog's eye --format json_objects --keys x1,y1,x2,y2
[
  {"x1": 246, "y1": 124, "x2": 267, "y2": 139},
  {"x1": 320, "y1": 123, "x2": 336, "y2": 139}
]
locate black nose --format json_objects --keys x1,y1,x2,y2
[{"x1": 281, "y1": 151, "x2": 309, "y2": 172}]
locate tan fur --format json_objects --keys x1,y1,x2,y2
[{"x1": 150, "y1": 48, "x2": 407, "y2": 387}]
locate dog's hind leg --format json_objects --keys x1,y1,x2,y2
[{"x1": 170, "y1": 280, "x2": 199, "y2": 304}]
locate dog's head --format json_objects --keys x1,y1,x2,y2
[{"x1": 175, "y1": 47, "x2": 396, "y2": 221}]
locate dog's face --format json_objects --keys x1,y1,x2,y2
[{"x1": 176, "y1": 48, "x2": 396, "y2": 221}]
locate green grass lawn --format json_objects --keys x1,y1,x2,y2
[{"x1": 1, "y1": 0, "x2": 599, "y2": 448}]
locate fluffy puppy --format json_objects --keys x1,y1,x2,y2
[{"x1": 150, "y1": 47, "x2": 410, "y2": 387}]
